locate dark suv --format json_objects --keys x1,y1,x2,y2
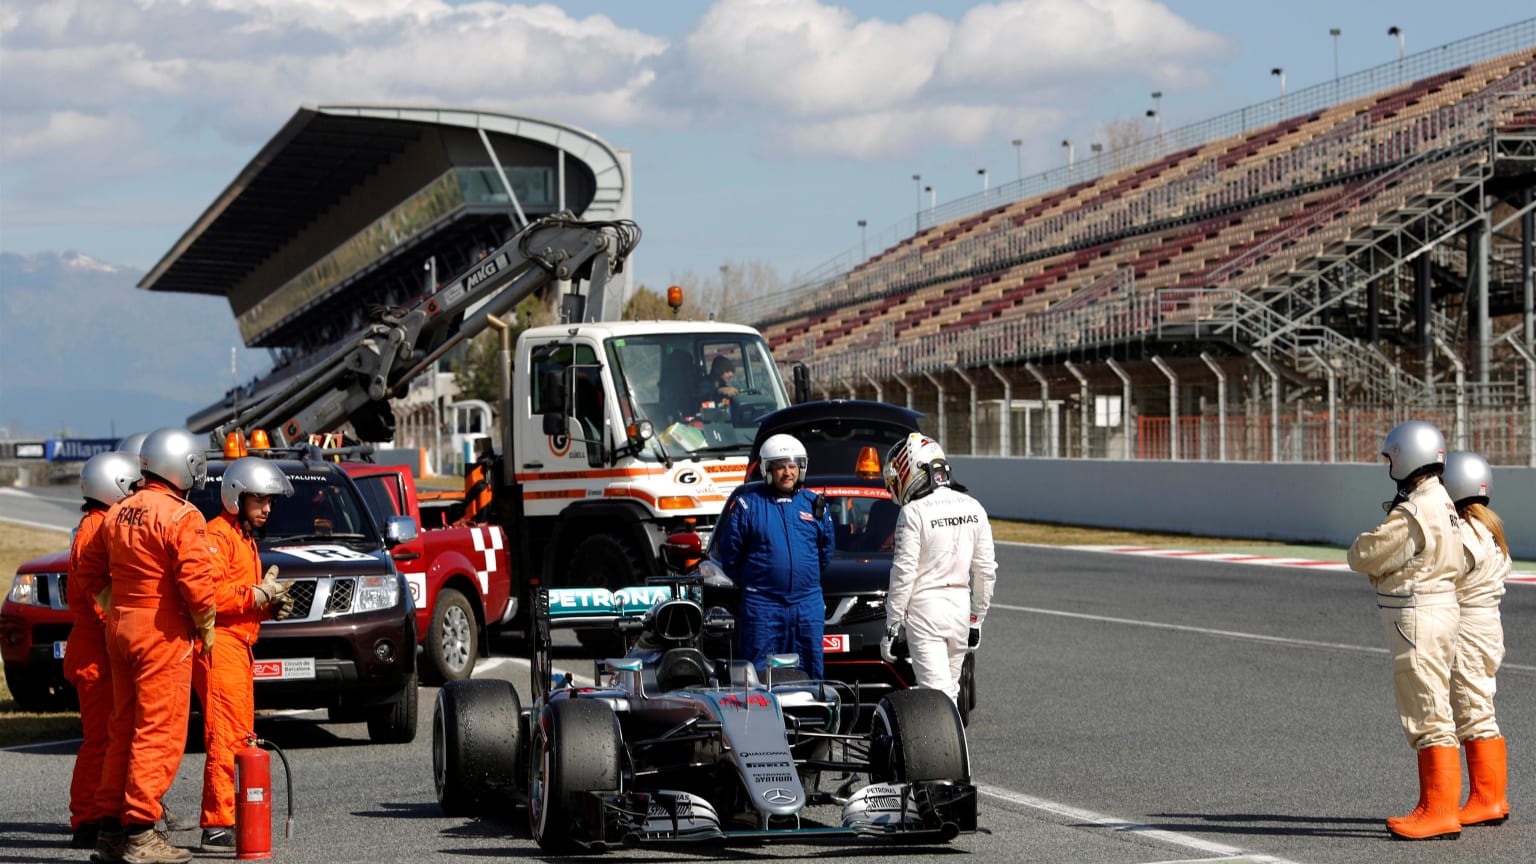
[{"x1": 190, "y1": 452, "x2": 420, "y2": 743}]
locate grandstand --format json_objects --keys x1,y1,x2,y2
[
  {"x1": 140, "y1": 104, "x2": 631, "y2": 441},
  {"x1": 736, "y1": 20, "x2": 1536, "y2": 466}
]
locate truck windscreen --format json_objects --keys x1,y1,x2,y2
[{"x1": 607, "y1": 332, "x2": 789, "y2": 457}]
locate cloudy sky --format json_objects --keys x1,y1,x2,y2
[{"x1": 3, "y1": 0, "x2": 1530, "y2": 288}]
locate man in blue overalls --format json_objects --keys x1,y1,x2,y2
[{"x1": 713, "y1": 433, "x2": 833, "y2": 678}]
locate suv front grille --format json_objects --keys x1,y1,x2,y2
[
  {"x1": 286, "y1": 580, "x2": 317, "y2": 619},
  {"x1": 325, "y1": 579, "x2": 355, "y2": 615},
  {"x1": 53, "y1": 574, "x2": 66, "y2": 608}
]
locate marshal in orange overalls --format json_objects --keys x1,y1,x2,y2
[
  {"x1": 192, "y1": 510, "x2": 270, "y2": 830},
  {"x1": 64, "y1": 506, "x2": 112, "y2": 832},
  {"x1": 75, "y1": 480, "x2": 216, "y2": 830}
]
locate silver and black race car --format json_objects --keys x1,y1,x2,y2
[{"x1": 430, "y1": 562, "x2": 978, "y2": 852}]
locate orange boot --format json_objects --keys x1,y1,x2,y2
[
  {"x1": 1460, "y1": 737, "x2": 1510, "y2": 826},
  {"x1": 1387, "y1": 746, "x2": 1462, "y2": 840}
]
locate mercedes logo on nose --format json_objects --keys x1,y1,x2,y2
[{"x1": 762, "y1": 788, "x2": 796, "y2": 804}]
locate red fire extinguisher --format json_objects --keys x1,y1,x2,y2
[{"x1": 235, "y1": 736, "x2": 293, "y2": 860}]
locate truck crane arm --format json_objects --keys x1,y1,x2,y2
[{"x1": 210, "y1": 214, "x2": 640, "y2": 447}]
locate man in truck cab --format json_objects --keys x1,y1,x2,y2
[
  {"x1": 698, "y1": 355, "x2": 739, "y2": 408},
  {"x1": 194, "y1": 457, "x2": 292, "y2": 852}
]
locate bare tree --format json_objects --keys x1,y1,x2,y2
[{"x1": 1098, "y1": 117, "x2": 1147, "y2": 169}]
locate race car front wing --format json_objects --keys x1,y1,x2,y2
[{"x1": 564, "y1": 781, "x2": 977, "y2": 849}]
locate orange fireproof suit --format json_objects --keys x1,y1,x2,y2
[
  {"x1": 75, "y1": 481, "x2": 216, "y2": 829},
  {"x1": 193, "y1": 511, "x2": 270, "y2": 829},
  {"x1": 64, "y1": 506, "x2": 112, "y2": 830}
]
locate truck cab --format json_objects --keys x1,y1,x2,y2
[{"x1": 512, "y1": 321, "x2": 791, "y2": 598}]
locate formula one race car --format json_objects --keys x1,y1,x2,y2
[{"x1": 430, "y1": 564, "x2": 978, "y2": 851}]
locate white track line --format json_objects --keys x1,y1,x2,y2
[
  {"x1": 979, "y1": 783, "x2": 1304, "y2": 864},
  {"x1": 991, "y1": 602, "x2": 1536, "y2": 674},
  {"x1": 0, "y1": 515, "x2": 71, "y2": 534}
]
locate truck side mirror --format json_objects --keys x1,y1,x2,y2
[
  {"x1": 542, "y1": 412, "x2": 566, "y2": 436},
  {"x1": 385, "y1": 515, "x2": 419, "y2": 547}
]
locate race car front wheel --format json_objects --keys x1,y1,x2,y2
[
  {"x1": 529, "y1": 698, "x2": 623, "y2": 852},
  {"x1": 869, "y1": 688, "x2": 970, "y2": 785}
]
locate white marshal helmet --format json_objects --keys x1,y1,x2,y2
[
  {"x1": 80, "y1": 451, "x2": 142, "y2": 507},
  {"x1": 883, "y1": 432, "x2": 951, "y2": 506},
  {"x1": 220, "y1": 457, "x2": 294, "y2": 514},
  {"x1": 139, "y1": 427, "x2": 209, "y2": 492},
  {"x1": 1380, "y1": 420, "x2": 1446, "y2": 481},
  {"x1": 1442, "y1": 451, "x2": 1492, "y2": 505},
  {"x1": 758, "y1": 433, "x2": 808, "y2": 480}
]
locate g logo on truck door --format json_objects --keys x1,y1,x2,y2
[
  {"x1": 674, "y1": 469, "x2": 700, "y2": 485},
  {"x1": 548, "y1": 433, "x2": 570, "y2": 457}
]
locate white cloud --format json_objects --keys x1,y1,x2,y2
[
  {"x1": 0, "y1": 0, "x2": 1228, "y2": 186},
  {"x1": 939, "y1": 0, "x2": 1228, "y2": 87},
  {"x1": 679, "y1": 0, "x2": 952, "y2": 116},
  {"x1": 1, "y1": 110, "x2": 128, "y2": 160},
  {"x1": 667, "y1": 0, "x2": 1225, "y2": 156},
  {"x1": 773, "y1": 105, "x2": 1062, "y2": 159}
]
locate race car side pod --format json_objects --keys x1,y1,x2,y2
[{"x1": 235, "y1": 736, "x2": 295, "y2": 859}]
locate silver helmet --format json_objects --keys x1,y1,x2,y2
[
  {"x1": 1442, "y1": 451, "x2": 1492, "y2": 505},
  {"x1": 80, "y1": 451, "x2": 141, "y2": 507},
  {"x1": 220, "y1": 457, "x2": 294, "y2": 514},
  {"x1": 139, "y1": 427, "x2": 208, "y2": 492},
  {"x1": 1380, "y1": 420, "x2": 1445, "y2": 482},
  {"x1": 117, "y1": 431, "x2": 149, "y2": 459}
]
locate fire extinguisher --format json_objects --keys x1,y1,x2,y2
[{"x1": 235, "y1": 736, "x2": 294, "y2": 860}]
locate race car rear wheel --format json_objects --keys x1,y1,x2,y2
[
  {"x1": 870, "y1": 688, "x2": 970, "y2": 784},
  {"x1": 529, "y1": 698, "x2": 623, "y2": 852},
  {"x1": 433, "y1": 679, "x2": 524, "y2": 816}
]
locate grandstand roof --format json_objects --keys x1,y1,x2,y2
[{"x1": 138, "y1": 104, "x2": 628, "y2": 300}]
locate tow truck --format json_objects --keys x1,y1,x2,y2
[{"x1": 198, "y1": 215, "x2": 794, "y2": 642}]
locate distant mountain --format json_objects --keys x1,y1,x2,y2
[{"x1": 0, "y1": 251, "x2": 271, "y2": 438}]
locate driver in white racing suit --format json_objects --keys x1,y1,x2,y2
[{"x1": 880, "y1": 433, "x2": 997, "y2": 706}]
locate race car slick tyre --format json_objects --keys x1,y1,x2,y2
[
  {"x1": 423, "y1": 588, "x2": 478, "y2": 686},
  {"x1": 870, "y1": 688, "x2": 970, "y2": 784},
  {"x1": 568, "y1": 533, "x2": 643, "y2": 655},
  {"x1": 367, "y1": 671, "x2": 419, "y2": 744},
  {"x1": 433, "y1": 679, "x2": 524, "y2": 816},
  {"x1": 529, "y1": 698, "x2": 623, "y2": 852}
]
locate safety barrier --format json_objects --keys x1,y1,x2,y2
[{"x1": 949, "y1": 456, "x2": 1536, "y2": 559}]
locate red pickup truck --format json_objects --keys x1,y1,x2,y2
[{"x1": 343, "y1": 462, "x2": 514, "y2": 684}]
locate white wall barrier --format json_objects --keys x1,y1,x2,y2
[{"x1": 951, "y1": 457, "x2": 1536, "y2": 560}]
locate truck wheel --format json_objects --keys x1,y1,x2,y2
[
  {"x1": 3, "y1": 663, "x2": 53, "y2": 711},
  {"x1": 367, "y1": 671, "x2": 419, "y2": 744},
  {"x1": 869, "y1": 688, "x2": 969, "y2": 784},
  {"x1": 529, "y1": 699, "x2": 622, "y2": 852},
  {"x1": 422, "y1": 588, "x2": 478, "y2": 686},
  {"x1": 433, "y1": 679, "x2": 523, "y2": 816},
  {"x1": 567, "y1": 534, "x2": 644, "y2": 655}
]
